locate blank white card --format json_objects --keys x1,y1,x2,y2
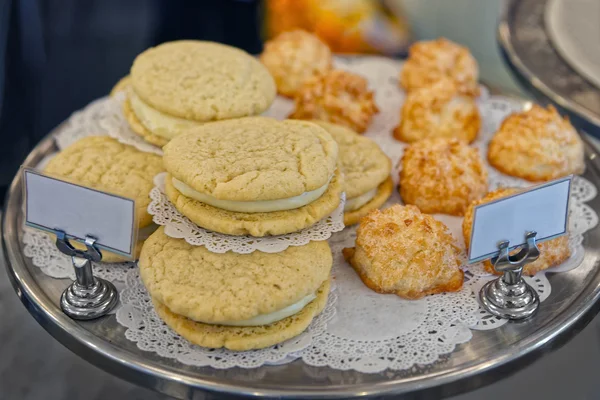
[
  {"x1": 468, "y1": 176, "x2": 572, "y2": 263},
  {"x1": 24, "y1": 169, "x2": 137, "y2": 257}
]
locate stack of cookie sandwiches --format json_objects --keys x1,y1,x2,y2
[
  {"x1": 117, "y1": 40, "x2": 276, "y2": 147},
  {"x1": 138, "y1": 116, "x2": 342, "y2": 350}
]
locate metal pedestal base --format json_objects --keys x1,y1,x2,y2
[
  {"x1": 61, "y1": 277, "x2": 118, "y2": 320},
  {"x1": 479, "y1": 231, "x2": 542, "y2": 321},
  {"x1": 480, "y1": 278, "x2": 540, "y2": 320}
]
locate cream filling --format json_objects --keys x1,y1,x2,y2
[
  {"x1": 129, "y1": 90, "x2": 201, "y2": 140},
  {"x1": 214, "y1": 292, "x2": 317, "y2": 327},
  {"x1": 344, "y1": 188, "x2": 378, "y2": 212},
  {"x1": 172, "y1": 177, "x2": 331, "y2": 213},
  {"x1": 137, "y1": 223, "x2": 159, "y2": 242}
]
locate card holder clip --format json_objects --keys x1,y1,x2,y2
[
  {"x1": 54, "y1": 230, "x2": 118, "y2": 320},
  {"x1": 479, "y1": 231, "x2": 541, "y2": 320}
]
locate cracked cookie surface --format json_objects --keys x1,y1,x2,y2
[
  {"x1": 131, "y1": 41, "x2": 276, "y2": 121},
  {"x1": 139, "y1": 227, "x2": 332, "y2": 324},
  {"x1": 163, "y1": 117, "x2": 339, "y2": 202}
]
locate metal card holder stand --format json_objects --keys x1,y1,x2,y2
[
  {"x1": 54, "y1": 230, "x2": 118, "y2": 320},
  {"x1": 479, "y1": 231, "x2": 541, "y2": 320}
]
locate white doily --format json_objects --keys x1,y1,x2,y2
[
  {"x1": 116, "y1": 268, "x2": 337, "y2": 368},
  {"x1": 148, "y1": 173, "x2": 346, "y2": 254},
  {"x1": 25, "y1": 56, "x2": 597, "y2": 373}
]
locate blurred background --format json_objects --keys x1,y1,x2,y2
[{"x1": 1, "y1": 1, "x2": 599, "y2": 399}]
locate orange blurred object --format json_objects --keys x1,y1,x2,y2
[{"x1": 264, "y1": 0, "x2": 410, "y2": 55}]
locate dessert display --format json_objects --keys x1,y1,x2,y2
[
  {"x1": 399, "y1": 137, "x2": 488, "y2": 216},
  {"x1": 394, "y1": 78, "x2": 481, "y2": 143},
  {"x1": 400, "y1": 37, "x2": 479, "y2": 95},
  {"x1": 139, "y1": 227, "x2": 332, "y2": 350},
  {"x1": 162, "y1": 116, "x2": 342, "y2": 236},
  {"x1": 462, "y1": 188, "x2": 571, "y2": 276},
  {"x1": 260, "y1": 29, "x2": 333, "y2": 97},
  {"x1": 343, "y1": 205, "x2": 464, "y2": 300},
  {"x1": 487, "y1": 105, "x2": 586, "y2": 181},
  {"x1": 43, "y1": 136, "x2": 164, "y2": 262},
  {"x1": 313, "y1": 121, "x2": 392, "y2": 225},
  {"x1": 289, "y1": 69, "x2": 379, "y2": 133},
  {"x1": 16, "y1": 35, "x2": 598, "y2": 380},
  {"x1": 119, "y1": 40, "x2": 276, "y2": 146}
]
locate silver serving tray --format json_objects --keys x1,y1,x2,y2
[
  {"x1": 4, "y1": 100, "x2": 600, "y2": 399},
  {"x1": 499, "y1": 0, "x2": 600, "y2": 136}
]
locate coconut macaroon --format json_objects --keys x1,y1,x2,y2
[
  {"x1": 400, "y1": 137, "x2": 488, "y2": 216},
  {"x1": 114, "y1": 40, "x2": 276, "y2": 147},
  {"x1": 463, "y1": 188, "x2": 571, "y2": 276},
  {"x1": 488, "y1": 105, "x2": 585, "y2": 182},
  {"x1": 400, "y1": 37, "x2": 479, "y2": 95},
  {"x1": 343, "y1": 205, "x2": 464, "y2": 300},
  {"x1": 289, "y1": 69, "x2": 379, "y2": 133},
  {"x1": 162, "y1": 117, "x2": 342, "y2": 236},
  {"x1": 43, "y1": 136, "x2": 164, "y2": 262},
  {"x1": 394, "y1": 78, "x2": 481, "y2": 143},
  {"x1": 313, "y1": 121, "x2": 392, "y2": 225},
  {"x1": 260, "y1": 29, "x2": 333, "y2": 98},
  {"x1": 140, "y1": 227, "x2": 332, "y2": 351}
]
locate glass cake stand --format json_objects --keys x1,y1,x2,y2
[
  {"x1": 4, "y1": 98, "x2": 600, "y2": 399},
  {"x1": 499, "y1": 0, "x2": 600, "y2": 137}
]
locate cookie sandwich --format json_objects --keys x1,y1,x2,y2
[
  {"x1": 162, "y1": 116, "x2": 342, "y2": 236},
  {"x1": 43, "y1": 136, "x2": 164, "y2": 262},
  {"x1": 116, "y1": 40, "x2": 276, "y2": 147},
  {"x1": 140, "y1": 227, "x2": 332, "y2": 351},
  {"x1": 313, "y1": 121, "x2": 392, "y2": 225}
]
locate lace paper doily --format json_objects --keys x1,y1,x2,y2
[
  {"x1": 148, "y1": 173, "x2": 346, "y2": 254},
  {"x1": 24, "y1": 56, "x2": 598, "y2": 373}
]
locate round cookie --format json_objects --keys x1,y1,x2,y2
[
  {"x1": 139, "y1": 227, "x2": 332, "y2": 324},
  {"x1": 152, "y1": 279, "x2": 330, "y2": 351},
  {"x1": 131, "y1": 41, "x2": 276, "y2": 121},
  {"x1": 163, "y1": 117, "x2": 338, "y2": 202},
  {"x1": 43, "y1": 136, "x2": 164, "y2": 262},
  {"x1": 165, "y1": 171, "x2": 342, "y2": 236},
  {"x1": 462, "y1": 188, "x2": 571, "y2": 276},
  {"x1": 289, "y1": 69, "x2": 379, "y2": 133},
  {"x1": 43, "y1": 136, "x2": 163, "y2": 228},
  {"x1": 343, "y1": 176, "x2": 394, "y2": 226},
  {"x1": 260, "y1": 29, "x2": 332, "y2": 98},
  {"x1": 122, "y1": 96, "x2": 169, "y2": 147},
  {"x1": 400, "y1": 137, "x2": 488, "y2": 216},
  {"x1": 487, "y1": 105, "x2": 585, "y2": 182},
  {"x1": 343, "y1": 204, "x2": 463, "y2": 300},
  {"x1": 400, "y1": 37, "x2": 479, "y2": 95},
  {"x1": 312, "y1": 121, "x2": 391, "y2": 199},
  {"x1": 394, "y1": 78, "x2": 481, "y2": 143}
]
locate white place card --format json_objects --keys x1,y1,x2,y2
[
  {"x1": 467, "y1": 176, "x2": 572, "y2": 263},
  {"x1": 23, "y1": 168, "x2": 137, "y2": 258}
]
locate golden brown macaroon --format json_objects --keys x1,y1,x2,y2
[
  {"x1": 260, "y1": 29, "x2": 333, "y2": 97},
  {"x1": 343, "y1": 204, "x2": 464, "y2": 300},
  {"x1": 400, "y1": 37, "x2": 479, "y2": 95},
  {"x1": 289, "y1": 69, "x2": 379, "y2": 133},
  {"x1": 394, "y1": 78, "x2": 481, "y2": 143},
  {"x1": 487, "y1": 105, "x2": 585, "y2": 182},
  {"x1": 462, "y1": 188, "x2": 571, "y2": 276},
  {"x1": 400, "y1": 137, "x2": 488, "y2": 216}
]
